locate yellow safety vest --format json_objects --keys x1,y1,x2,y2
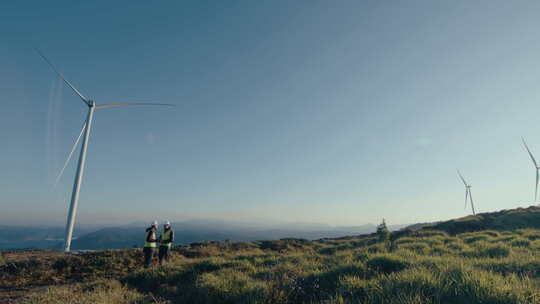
[
  {"x1": 145, "y1": 230, "x2": 157, "y2": 248},
  {"x1": 161, "y1": 230, "x2": 172, "y2": 248}
]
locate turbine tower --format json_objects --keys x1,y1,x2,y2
[
  {"x1": 37, "y1": 49, "x2": 174, "y2": 252},
  {"x1": 457, "y1": 170, "x2": 476, "y2": 216},
  {"x1": 522, "y1": 137, "x2": 540, "y2": 202}
]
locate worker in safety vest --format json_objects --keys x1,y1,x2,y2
[
  {"x1": 159, "y1": 221, "x2": 174, "y2": 265},
  {"x1": 143, "y1": 221, "x2": 158, "y2": 268}
]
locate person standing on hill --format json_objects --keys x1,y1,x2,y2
[
  {"x1": 159, "y1": 221, "x2": 174, "y2": 265},
  {"x1": 143, "y1": 221, "x2": 158, "y2": 268}
]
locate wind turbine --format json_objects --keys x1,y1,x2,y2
[
  {"x1": 37, "y1": 49, "x2": 174, "y2": 252},
  {"x1": 522, "y1": 137, "x2": 540, "y2": 202},
  {"x1": 457, "y1": 170, "x2": 476, "y2": 216}
]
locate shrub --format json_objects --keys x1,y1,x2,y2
[
  {"x1": 364, "y1": 263, "x2": 539, "y2": 304},
  {"x1": 510, "y1": 239, "x2": 531, "y2": 248},
  {"x1": 195, "y1": 268, "x2": 267, "y2": 303},
  {"x1": 230, "y1": 242, "x2": 260, "y2": 252},
  {"x1": 366, "y1": 255, "x2": 410, "y2": 274},
  {"x1": 288, "y1": 263, "x2": 369, "y2": 302},
  {"x1": 491, "y1": 236, "x2": 516, "y2": 243},
  {"x1": 516, "y1": 229, "x2": 540, "y2": 239},
  {"x1": 430, "y1": 245, "x2": 451, "y2": 256},
  {"x1": 414, "y1": 230, "x2": 448, "y2": 238},
  {"x1": 177, "y1": 244, "x2": 221, "y2": 258},
  {"x1": 463, "y1": 243, "x2": 511, "y2": 258},
  {"x1": 395, "y1": 237, "x2": 417, "y2": 245},
  {"x1": 480, "y1": 230, "x2": 500, "y2": 237},
  {"x1": 366, "y1": 244, "x2": 387, "y2": 254},
  {"x1": 463, "y1": 235, "x2": 489, "y2": 244},
  {"x1": 352, "y1": 251, "x2": 369, "y2": 262},
  {"x1": 376, "y1": 219, "x2": 391, "y2": 243},
  {"x1": 441, "y1": 237, "x2": 458, "y2": 244},
  {"x1": 399, "y1": 243, "x2": 429, "y2": 254},
  {"x1": 476, "y1": 259, "x2": 540, "y2": 278},
  {"x1": 319, "y1": 247, "x2": 338, "y2": 255},
  {"x1": 22, "y1": 280, "x2": 147, "y2": 304},
  {"x1": 447, "y1": 243, "x2": 467, "y2": 251},
  {"x1": 480, "y1": 244, "x2": 511, "y2": 258},
  {"x1": 338, "y1": 275, "x2": 371, "y2": 300},
  {"x1": 526, "y1": 234, "x2": 540, "y2": 241},
  {"x1": 415, "y1": 238, "x2": 443, "y2": 247}
]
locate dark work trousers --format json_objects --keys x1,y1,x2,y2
[
  {"x1": 159, "y1": 246, "x2": 170, "y2": 264},
  {"x1": 143, "y1": 247, "x2": 156, "y2": 268}
]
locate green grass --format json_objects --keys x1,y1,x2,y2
[
  {"x1": 6, "y1": 223, "x2": 540, "y2": 303},
  {"x1": 22, "y1": 280, "x2": 153, "y2": 304}
]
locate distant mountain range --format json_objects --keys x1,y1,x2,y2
[
  {"x1": 0, "y1": 226, "x2": 96, "y2": 250},
  {"x1": 0, "y1": 220, "x2": 408, "y2": 250}
]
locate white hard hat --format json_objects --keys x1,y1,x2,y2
[
  {"x1": 164, "y1": 221, "x2": 171, "y2": 226},
  {"x1": 152, "y1": 221, "x2": 158, "y2": 226}
]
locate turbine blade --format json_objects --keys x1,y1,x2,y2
[
  {"x1": 95, "y1": 103, "x2": 176, "y2": 109},
  {"x1": 457, "y1": 169, "x2": 468, "y2": 186},
  {"x1": 464, "y1": 189, "x2": 469, "y2": 210},
  {"x1": 534, "y1": 169, "x2": 539, "y2": 202},
  {"x1": 522, "y1": 137, "x2": 538, "y2": 167},
  {"x1": 54, "y1": 120, "x2": 87, "y2": 186},
  {"x1": 35, "y1": 48, "x2": 90, "y2": 106}
]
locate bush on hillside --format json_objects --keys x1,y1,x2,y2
[
  {"x1": 366, "y1": 255, "x2": 409, "y2": 274},
  {"x1": 510, "y1": 238, "x2": 531, "y2": 247},
  {"x1": 414, "y1": 230, "x2": 448, "y2": 238},
  {"x1": 463, "y1": 243, "x2": 511, "y2": 258},
  {"x1": 366, "y1": 244, "x2": 387, "y2": 254},
  {"x1": 513, "y1": 229, "x2": 540, "y2": 242},
  {"x1": 481, "y1": 230, "x2": 500, "y2": 237},
  {"x1": 395, "y1": 237, "x2": 417, "y2": 245},
  {"x1": 463, "y1": 235, "x2": 490, "y2": 244},
  {"x1": 376, "y1": 219, "x2": 391, "y2": 243},
  {"x1": 447, "y1": 242, "x2": 467, "y2": 251},
  {"x1": 381, "y1": 263, "x2": 537, "y2": 304},
  {"x1": 22, "y1": 279, "x2": 148, "y2": 304},
  {"x1": 399, "y1": 243, "x2": 429, "y2": 254},
  {"x1": 476, "y1": 258, "x2": 540, "y2": 278}
]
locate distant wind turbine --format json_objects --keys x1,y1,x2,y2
[
  {"x1": 36, "y1": 49, "x2": 175, "y2": 252},
  {"x1": 522, "y1": 137, "x2": 540, "y2": 202},
  {"x1": 457, "y1": 170, "x2": 476, "y2": 216}
]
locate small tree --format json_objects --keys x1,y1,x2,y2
[{"x1": 376, "y1": 218, "x2": 390, "y2": 243}]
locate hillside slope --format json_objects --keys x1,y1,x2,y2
[
  {"x1": 3, "y1": 206, "x2": 540, "y2": 303},
  {"x1": 416, "y1": 205, "x2": 540, "y2": 234}
]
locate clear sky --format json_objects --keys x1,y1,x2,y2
[{"x1": 2, "y1": 1, "x2": 540, "y2": 227}]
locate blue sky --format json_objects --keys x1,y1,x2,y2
[{"x1": 2, "y1": 1, "x2": 540, "y2": 227}]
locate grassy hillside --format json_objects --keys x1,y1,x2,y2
[
  {"x1": 425, "y1": 205, "x2": 540, "y2": 234},
  {"x1": 4, "y1": 207, "x2": 540, "y2": 303}
]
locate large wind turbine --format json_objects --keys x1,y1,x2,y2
[
  {"x1": 522, "y1": 137, "x2": 540, "y2": 202},
  {"x1": 457, "y1": 170, "x2": 476, "y2": 216},
  {"x1": 37, "y1": 49, "x2": 174, "y2": 252}
]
